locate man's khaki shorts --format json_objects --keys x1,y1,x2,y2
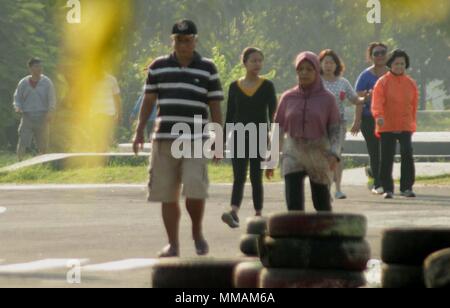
[{"x1": 147, "y1": 140, "x2": 209, "y2": 203}]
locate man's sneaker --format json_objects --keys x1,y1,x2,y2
[
  {"x1": 383, "y1": 192, "x2": 394, "y2": 199},
  {"x1": 157, "y1": 244, "x2": 179, "y2": 258},
  {"x1": 222, "y1": 211, "x2": 240, "y2": 228},
  {"x1": 401, "y1": 190, "x2": 416, "y2": 198},
  {"x1": 195, "y1": 238, "x2": 209, "y2": 256},
  {"x1": 335, "y1": 191, "x2": 347, "y2": 200},
  {"x1": 372, "y1": 187, "x2": 385, "y2": 195}
]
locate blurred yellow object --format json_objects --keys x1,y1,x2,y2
[
  {"x1": 58, "y1": 0, "x2": 132, "y2": 167},
  {"x1": 382, "y1": 0, "x2": 450, "y2": 23}
]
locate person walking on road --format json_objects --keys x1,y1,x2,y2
[
  {"x1": 133, "y1": 20, "x2": 224, "y2": 258},
  {"x1": 354, "y1": 42, "x2": 389, "y2": 195},
  {"x1": 319, "y1": 49, "x2": 365, "y2": 200},
  {"x1": 266, "y1": 51, "x2": 341, "y2": 212},
  {"x1": 221, "y1": 47, "x2": 277, "y2": 228},
  {"x1": 372, "y1": 49, "x2": 419, "y2": 199}
]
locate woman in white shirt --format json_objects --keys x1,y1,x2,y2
[{"x1": 319, "y1": 49, "x2": 365, "y2": 200}]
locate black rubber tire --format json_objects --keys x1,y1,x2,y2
[
  {"x1": 234, "y1": 261, "x2": 264, "y2": 288},
  {"x1": 240, "y1": 234, "x2": 260, "y2": 256},
  {"x1": 424, "y1": 248, "x2": 450, "y2": 289},
  {"x1": 381, "y1": 264, "x2": 425, "y2": 288},
  {"x1": 259, "y1": 237, "x2": 371, "y2": 271},
  {"x1": 152, "y1": 258, "x2": 244, "y2": 288},
  {"x1": 382, "y1": 229, "x2": 450, "y2": 266},
  {"x1": 267, "y1": 212, "x2": 367, "y2": 239},
  {"x1": 260, "y1": 268, "x2": 366, "y2": 288},
  {"x1": 246, "y1": 217, "x2": 268, "y2": 235}
]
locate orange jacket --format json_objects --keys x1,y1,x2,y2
[{"x1": 371, "y1": 72, "x2": 419, "y2": 133}]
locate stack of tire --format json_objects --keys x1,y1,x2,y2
[
  {"x1": 234, "y1": 217, "x2": 267, "y2": 288},
  {"x1": 381, "y1": 228, "x2": 450, "y2": 288},
  {"x1": 424, "y1": 248, "x2": 450, "y2": 289},
  {"x1": 258, "y1": 212, "x2": 371, "y2": 288},
  {"x1": 240, "y1": 217, "x2": 268, "y2": 257}
]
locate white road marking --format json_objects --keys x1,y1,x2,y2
[
  {"x1": 0, "y1": 207, "x2": 6, "y2": 214},
  {"x1": 0, "y1": 185, "x2": 146, "y2": 191},
  {"x1": 83, "y1": 259, "x2": 158, "y2": 272},
  {"x1": 0, "y1": 259, "x2": 88, "y2": 274}
]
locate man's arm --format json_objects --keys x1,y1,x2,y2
[
  {"x1": 209, "y1": 100, "x2": 222, "y2": 126},
  {"x1": 133, "y1": 93, "x2": 158, "y2": 154},
  {"x1": 48, "y1": 79, "x2": 57, "y2": 113},
  {"x1": 13, "y1": 81, "x2": 25, "y2": 113},
  {"x1": 209, "y1": 100, "x2": 223, "y2": 159}
]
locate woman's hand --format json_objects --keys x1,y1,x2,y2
[
  {"x1": 265, "y1": 169, "x2": 275, "y2": 180},
  {"x1": 350, "y1": 120, "x2": 361, "y2": 136},
  {"x1": 376, "y1": 117, "x2": 385, "y2": 127},
  {"x1": 328, "y1": 155, "x2": 338, "y2": 172}
]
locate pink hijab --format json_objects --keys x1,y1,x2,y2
[{"x1": 275, "y1": 51, "x2": 339, "y2": 140}]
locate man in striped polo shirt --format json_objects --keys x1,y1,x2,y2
[{"x1": 133, "y1": 20, "x2": 224, "y2": 258}]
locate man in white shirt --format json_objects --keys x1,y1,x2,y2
[{"x1": 91, "y1": 73, "x2": 122, "y2": 152}]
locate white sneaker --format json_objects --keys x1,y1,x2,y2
[
  {"x1": 371, "y1": 187, "x2": 384, "y2": 195},
  {"x1": 335, "y1": 191, "x2": 347, "y2": 200}
]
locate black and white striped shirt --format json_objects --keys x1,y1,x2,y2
[{"x1": 145, "y1": 52, "x2": 224, "y2": 140}]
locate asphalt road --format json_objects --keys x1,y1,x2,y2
[{"x1": 0, "y1": 183, "x2": 449, "y2": 288}]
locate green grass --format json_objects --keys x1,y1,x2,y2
[
  {"x1": 0, "y1": 152, "x2": 17, "y2": 168},
  {"x1": 415, "y1": 174, "x2": 450, "y2": 185},
  {"x1": 0, "y1": 162, "x2": 283, "y2": 184},
  {"x1": 1, "y1": 155, "x2": 448, "y2": 185}
]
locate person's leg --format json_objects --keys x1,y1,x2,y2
[
  {"x1": 182, "y1": 154, "x2": 210, "y2": 254},
  {"x1": 104, "y1": 115, "x2": 115, "y2": 152},
  {"x1": 186, "y1": 199, "x2": 205, "y2": 241},
  {"x1": 379, "y1": 133, "x2": 397, "y2": 195},
  {"x1": 161, "y1": 202, "x2": 181, "y2": 255},
  {"x1": 334, "y1": 162, "x2": 345, "y2": 197},
  {"x1": 361, "y1": 116, "x2": 381, "y2": 189},
  {"x1": 148, "y1": 141, "x2": 182, "y2": 257},
  {"x1": 222, "y1": 158, "x2": 248, "y2": 228},
  {"x1": 334, "y1": 123, "x2": 346, "y2": 198},
  {"x1": 310, "y1": 179, "x2": 332, "y2": 212},
  {"x1": 230, "y1": 158, "x2": 249, "y2": 211},
  {"x1": 399, "y1": 132, "x2": 415, "y2": 194},
  {"x1": 285, "y1": 172, "x2": 306, "y2": 211},
  {"x1": 17, "y1": 114, "x2": 33, "y2": 161},
  {"x1": 34, "y1": 114, "x2": 50, "y2": 155},
  {"x1": 249, "y1": 158, "x2": 263, "y2": 215}
]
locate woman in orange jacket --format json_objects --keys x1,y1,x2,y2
[{"x1": 371, "y1": 49, "x2": 419, "y2": 199}]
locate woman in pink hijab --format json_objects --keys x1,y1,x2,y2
[{"x1": 267, "y1": 51, "x2": 341, "y2": 211}]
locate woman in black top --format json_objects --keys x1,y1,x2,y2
[{"x1": 222, "y1": 47, "x2": 277, "y2": 228}]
